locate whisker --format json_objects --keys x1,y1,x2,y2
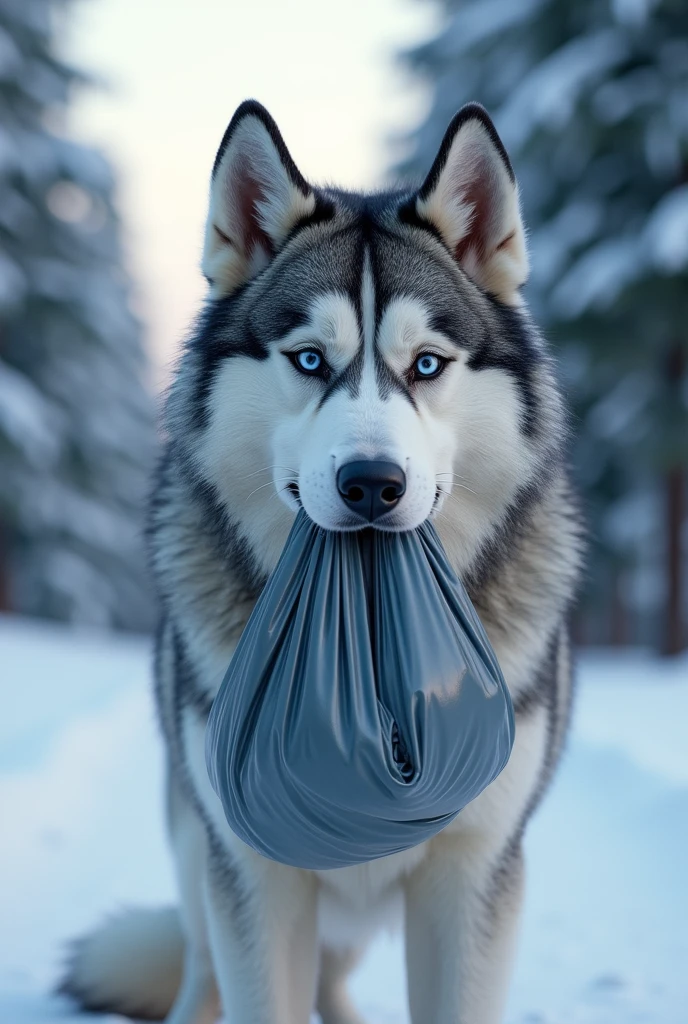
[
  {"x1": 431, "y1": 509, "x2": 453, "y2": 529},
  {"x1": 436, "y1": 472, "x2": 475, "y2": 486},
  {"x1": 436, "y1": 471, "x2": 477, "y2": 492},
  {"x1": 249, "y1": 485, "x2": 297, "y2": 511},
  {"x1": 245, "y1": 478, "x2": 294, "y2": 503},
  {"x1": 441, "y1": 486, "x2": 478, "y2": 504},
  {"x1": 244, "y1": 465, "x2": 298, "y2": 480}
]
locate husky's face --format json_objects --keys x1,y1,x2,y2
[{"x1": 175, "y1": 102, "x2": 558, "y2": 577}]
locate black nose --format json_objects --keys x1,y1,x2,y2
[{"x1": 336, "y1": 460, "x2": 406, "y2": 522}]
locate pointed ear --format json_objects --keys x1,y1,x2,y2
[
  {"x1": 408, "y1": 103, "x2": 529, "y2": 305},
  {"x1": 202, "y1": 100, "x2": 317, "y2": 296}
]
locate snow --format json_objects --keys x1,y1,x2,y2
[
  {"x1": 586, "y1": 372, "x2": 653, "y2": 443},
  {"x1": 547, "y1": 182, "x2": 688, "y2": 320},
  {"x1": 1, "y1": 615, "x2": 687, "y2": 1024},
  {"x1": 529, "y1": 199, "x2": 603, "y2": 288},
  {"x1": 433, "y1": 0, "x2": 544, "y2": 57},
  {"x1": 499, "y1": 30, "x2": 630, "y2": 149},
  {"x1": 0, "y1": 362, "x2": 61, "y2": 467},
  {"x1": 612, "y1": 0, "x2": 659, "y2": 27},
  {"x1": 0, "y1": 25, "x2": 22, "y2": 79},
  {"x1": 552, "y1": 237, "x2": 642, "y2": 318},
  {"x1": 644, "y1": 184, "x2": 688, "y2": 273},
  {"x1": 0, "y1": 247, "x2": 26, "y2": 308}
]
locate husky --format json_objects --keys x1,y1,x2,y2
[{"x1": 60, "y1": 100, "x2": 584, "y2": 1024}]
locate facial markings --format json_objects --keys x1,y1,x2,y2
[
  {"x1": 375, "y1": 295, "x2": 461, "y2": 396},
  {"x1": 368, "y1": 230, "x2": 440, "y2": 406},
  {"x1": 310, "y1": 241, "x2": 365, "y2": 405},
  {"x1": 370, "y1": 225, "x2": 490, "y2": 359},
  {"x1": 359, "y1": 248, "x2": 378, "y2": 402},
  {"x1": 302, "y1": 240, "x2": 451, "y2": 410},
  {"x1": 374, "y1": 357, "x2": 416, "y2": 407},
  {"x1": 278, "y1": 290, "x2": 359, "y2": 380},
  {"x1": 276, "y1": 223, "x2": 480, "y2": 411},
  {"x1": 315, "y1": 247, "x2": 375, "y2": 408},
  {"x1": 271, "y1": 223, "x2": 469, "y2": 532},
  {"x1": 318, "y1": 347, "x2": 364, "y2": 407}
]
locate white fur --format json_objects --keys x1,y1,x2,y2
[
  {"x1": 63, "y1": 701, "x2": 548, "y2": 1024},
  {"x1": 158, "y1": 270, "x2": 557, "y2": 1021},
  {"x1": 68, "y1": 289, "x2": 569, "y2": 1022},
  {"x1": 292, "y1": 266, "x2": 439, "y2": 532},
  {"x1": 190, "y1": 282, "x2": 559, "y2": 698},
  {"x1": 195, "y1": 285, "x2": 535, "y2": 549},
  {"x1": 61, "y1": 908, "x2": 185, "y2": 1019},
  {"x1": 61, "y1": 105, "x2": 582, "y2": 1024}
]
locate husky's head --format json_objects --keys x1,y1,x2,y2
[{"x1": 169, "y1": 101, "x2": 564, "y2": 581}]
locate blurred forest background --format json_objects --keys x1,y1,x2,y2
[
  {"x1": 0, "y1": 0, "x2": 154, "y2": 630},
  {"x1": 0, "y1": 0, "x2": 686, "y2": 651}
]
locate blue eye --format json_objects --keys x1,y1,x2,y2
[
  {"x1": 414, "y1": 353, "x2": 444, "y2": 379},
  {"x1": 294, "y1": 349, "x2": 324, "y2": 375}
]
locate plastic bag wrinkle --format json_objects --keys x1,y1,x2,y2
[{"x1": 206, "y1": 510, "x2": 514, "y2": 869}]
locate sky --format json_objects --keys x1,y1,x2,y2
[{"x1": 63, "y1": 0, "x2": 437, "y2": 387}]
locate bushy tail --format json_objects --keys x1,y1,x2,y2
[{"x1": 58, "y1": 907, "x2": 184, "y2": 1020}]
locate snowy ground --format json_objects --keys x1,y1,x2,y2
[{"x1": 1, "y1": 615, "x2": 687, "y2": 1024}]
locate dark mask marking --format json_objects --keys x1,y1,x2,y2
[{"x1": 318, "y1": 346, "x2": 364, "y2": 406}]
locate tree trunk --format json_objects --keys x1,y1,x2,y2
[
  {"x1": 665, "y1": 463, "x2": 685, "y2": 655},
  {"x1": 610, "y1": 565, "x2": 629, "y2": 646},
  {"x1": 0, "y1": 521, "x2": 10, "y2": 613},
  {"x1": 664, "y1": 343, "x2": 686, "y2": 655}
]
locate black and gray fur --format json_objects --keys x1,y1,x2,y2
[{"x1": 60, "y1": 100, "x2": 584, "y2": 1024}]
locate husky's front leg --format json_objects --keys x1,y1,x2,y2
[
  {"x1": 165, "y1": 777, "x2": 219, "y2": 1024},
  {"x1": 404, "y1": 833, "x2": 524, "y2": 1024},
  {"x1": 204, "y1": 841, "x2": 319, "y2": 1024}
]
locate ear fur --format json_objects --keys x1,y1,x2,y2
[
  {"x1": 410, "y1": 103, "x2": 529, "y2": 305},
  {"x1": 202, "y1": 100, "x2": 317, "y2": 296}
]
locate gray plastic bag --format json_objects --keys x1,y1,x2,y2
[{"x1": 206, "y1": 510, "x2": 514, "y2": 870}]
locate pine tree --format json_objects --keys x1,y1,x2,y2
[
  {"x1": 397, "y1": 0, "x2": 688, "y2": 651},
  {"x1": 0, "y1": 0, "x2": 155, "y2": 630}
]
